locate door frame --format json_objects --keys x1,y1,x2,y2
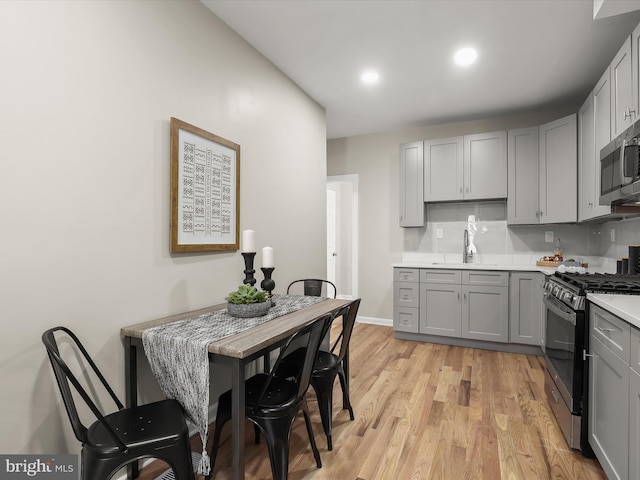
[{"x1": 327, "y1": 174, "x2": 359, "y2": 299}]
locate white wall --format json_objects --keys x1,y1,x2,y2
[
  {"x1": 0, "y1": 0, "x2": 327, "y2": 454},
  {"x1": 327, "y1": 108, "x2": 578, "y2": 321}
]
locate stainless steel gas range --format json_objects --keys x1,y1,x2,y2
[{"x1": 543, "y1": 272, "x2": 640, "y2": 456}]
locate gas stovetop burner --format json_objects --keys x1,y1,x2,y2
[{"x1": 553, "y1": 272, "x2": 640, "y2": 294}]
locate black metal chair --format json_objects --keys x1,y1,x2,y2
[
  {"x1": 206, "y1": 313, "x2": 332, "y2": 480},
  {"x1": 275, "y1": 298, "x2": 361, "y2": 451},
  {"x1": 286, "y1": 279, "x2": 337, "y2": 298},
  {"x1": 42, "y1": 326, "x2": 195, "y2": 480}
]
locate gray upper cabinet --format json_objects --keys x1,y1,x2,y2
[
  {"x1": 508, "y1": 115, "x2": 577, "y2": 225},
  {"x1": 463, "y1": 131, "x2": 508, "y2": 199},
  {"x1": 507, "y1": 127, "x2": 540, "y2": 225},
  {"x1": 593, "y1": 67, "x2": 613, "y2": 216},
  {"x1": 423, "y1": 136, "x2": 463, "y2": 202},
  {"x1": 578, "y1": 74, "x2": 612, "y2": 222},
  {"x1": 612, "y1": 36, "x2": 635, "y2": 138},
  {"x1": 539, "y1": 114, "x2": 577, "y2": 224},
  {"x1": 424, "y1": 131, "x2": 506, "y2": 202},
  {"x1": 633, "y1": 23, "x2": 640, "y2": 127},
  {"x1": 399, "y1": 141, "x2": 425, "y2": 227}
]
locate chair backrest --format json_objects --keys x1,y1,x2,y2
[
  {"x1": 329, "y1": 298, "x2": 361, "y2": 365},
  {"x1": 41, "y1": 327, "x2": 127, "y2": 451},
  {"x1": 286, "y1": 279, "x2": 337, "y2": 298},
  {"x1": 252, "y1": 313, "x2": 332, "y2": 412}
]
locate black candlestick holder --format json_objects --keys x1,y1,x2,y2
[
  {"x1": 260, "y1": 267, "x2": 276, "y2": 305},
  {"x1": 241, "y1": 252, "x2": 256, "y2": 286}
]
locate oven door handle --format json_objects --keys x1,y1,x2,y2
[{"x1": 543, "y1": 294, "x2": 577, "y2": 326}]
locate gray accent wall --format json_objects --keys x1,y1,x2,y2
[{"x1": 0, "y1": 1, "x2": 327, "y2": 455}]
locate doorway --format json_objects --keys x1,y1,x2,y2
[{"x1": 326, "y1": 175, "x2": 358, "y2": 299}]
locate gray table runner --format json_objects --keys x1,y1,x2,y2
[{"x1": 142, "y1": 294, "x2": 326, "y2": 475}]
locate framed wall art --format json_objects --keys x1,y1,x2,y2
[{"x1": 170, "y1": 117, "x2": 240, "y2": 252}]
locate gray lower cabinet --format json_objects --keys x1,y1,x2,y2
[
  {"x1": 393, "y1": 268, "x2": 419, "y2": 333},
  {"x1": 589, "y1": 303, "x2": 632, "y2": 480},
  {"x1": 419, "y1": 282, "x2": 462, "y2": 337},
  {"x1": 461, "y1": 284, "x2": 509, "y2": 342},
  {"x1": 509, "y1": 272, "x2": 544, "y2": 346},
  {"x1": 419, "y1": 270, "x2": 508, "y2": 343},
  {"x1": 393, "y1": 267, "x2": 543, "y2": 351},
  {"x1": 630, "y1": 367, "x2": 640, "y2": 480},
  {"x1": 630, "y1": 327, "x2": 640, "y2": 480}
]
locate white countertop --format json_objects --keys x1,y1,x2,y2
[
  {"x1": 394, "y1": 254, "x2": 613, "y2": 276},
  {"x1": 392, "y1": 261, "x2": 557, "y2": 275},
  {"x1": 587, "y1": 293, "x2": 640, "y2": 329}
]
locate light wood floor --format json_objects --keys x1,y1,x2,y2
[{"x1": 137, "y1": 323, "x2": 606, "y2": 480}]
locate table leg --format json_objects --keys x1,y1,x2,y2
[
  {"x1": 124, "y1": 337, "x2": 139, "y2": 479},
  {"x1": 231, "y1": 358, "x2": 245, "y2": 480}
]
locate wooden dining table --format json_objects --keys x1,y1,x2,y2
[{"x1": 121, "y1": 297, "x2": 352, "y2": 480}]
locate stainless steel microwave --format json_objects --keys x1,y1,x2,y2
[{"x1": 600, "y1": 121, "x2": 640, "y2": 205}]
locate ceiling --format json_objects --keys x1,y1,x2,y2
[{"x1": 202, "y1": 0, "x2": 640, "y2": 139}]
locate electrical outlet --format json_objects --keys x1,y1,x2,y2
[
  {"x1": 610, "y1": 228, "x2": 615, "y2": 242},
  {"x1": 436, "y1": 228, "x2": 444, "y2": 239},
  {"x1": 545, "y1": 231, "x2": 554, "y2": 243}
]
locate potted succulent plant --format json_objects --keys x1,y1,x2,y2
[{"x1": 225, "y1": 284, "x2": 271, "y2": 318}]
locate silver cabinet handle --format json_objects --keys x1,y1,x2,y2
[{"x1": 597, "y1": 326, "x2": 615, "y2": 333}]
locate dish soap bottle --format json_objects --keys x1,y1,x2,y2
[{"x1": 553, "y1": 238, "x2": 563, "y2": 262}]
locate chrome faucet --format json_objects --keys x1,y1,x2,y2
[{"x1": 463, "y1": 229, "x2": 473, "y2": 263}]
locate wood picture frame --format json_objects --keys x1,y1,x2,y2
[{"x1": 170, "y1": 117, "x2": 240, "y2": 252}]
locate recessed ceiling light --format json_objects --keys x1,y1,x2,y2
[
  {"x1": 454, "y1": 47, "x2": 477, "y2": 67},
  {"x1": 361, "y1": 70, "x2": 379, "y2": 84}
]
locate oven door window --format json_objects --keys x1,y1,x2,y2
[{"x1": 544, "y1": 295, "x2": 576, "y2": 397}]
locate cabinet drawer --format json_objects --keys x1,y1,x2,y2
[
  {"x1": 394, "y1": 306, "x2": 419, "y2": 333},
  {"x1": 420, "y1": 269, "x2": 462, "y2": 284},
  {"x1": 590, "y1": 304, "x2": 631, "y2": 363},
  {"x1": 631, "y1": 327, "x2": 640, "y2": 374},
  {"x1": 462, "y1": 270, "x2": 509, "y2": 287},
  {"x1": 394, "y1": 267, "x2": 420, "y2": 283},
  {"x1": 394, "y1": 282, "x2": 419, "y2": 308}
]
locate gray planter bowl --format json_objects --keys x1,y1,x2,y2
[{"x1": 227, "y1": 301, "x2": 271, "y2": 318}]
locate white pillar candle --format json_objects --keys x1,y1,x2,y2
[
  {"x1": 242, "y1": 229, "x2": 255, "y2": 252},
  {"x1": 262, "y1": 246, "x2": 274, "y2": 268}
]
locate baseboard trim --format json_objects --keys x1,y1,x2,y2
[{"x1": 356, "y1": 316, "x2": 392, "y2": 327}]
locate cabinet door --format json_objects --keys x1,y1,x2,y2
[
  {"x1": 589, "y1": 335, "x2": 629, "y2": 480},
  {"x1": 631, "y1": 367, "x2": 640, "y2": 480},
  {"x1": 461, "y1": 285, "x2": 508, "y2": 343},
  {"x1": 578, "y1": 91, "x2": 596, "y2": 222},
  {"x1": 593, "y1": 68, "x2": 613, "y2": 215},
  {"x1": 399, "y1": 141, "x2": 425, "y2": 227},
  {"x1": 633, "y1": 22, "x2": 640, "y2": 128},
  {"x1": 539, "y1": 114, "x2": 577, "y2": 224},
  {"x1": 612, "y1": 36, "x2": 634, "y2": 138},
  {"x1": 463, "y1": 131, "x2": 507, "y2": 200},
  {"x1": 424, "y1": 136, "x2": 463, "y2": 202},
  {"x1": 419, "y1": 283, "x2": 462, "y2": 337},
  {"x1": 507, "y1": 127, "x2": 540, "y2": 225},
  {"x1": 509, "y1": 272, "x2": 543, "y2": 346}
]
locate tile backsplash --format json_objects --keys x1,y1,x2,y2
[{"x1": 402, "y1": 201, "x2": 640, "y2": 268}]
